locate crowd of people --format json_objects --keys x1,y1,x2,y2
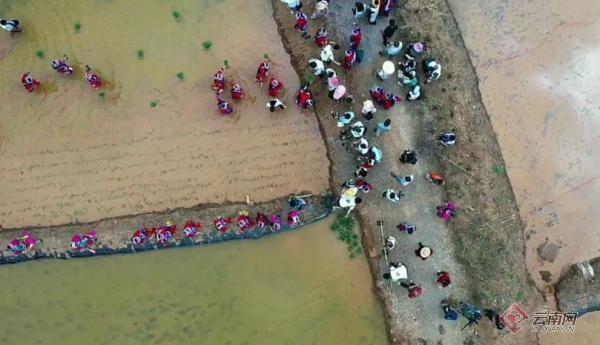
[{"x1": 278, "y1": 0, "x2": 505, "y2": 332}]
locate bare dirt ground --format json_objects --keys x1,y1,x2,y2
[
  {"x1": 274, "y1": 0, "x2": 542, "y2": 344},
  {"x1": 0, "y1": 0, "x2": 329, "y2": 228}
]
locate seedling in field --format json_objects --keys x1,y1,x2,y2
[
  {"x1": 176, "y1": 72, "x2": 185, "y2": 81},
  {"x1": 202, "y1": 41, "x2": 212, "y2": 51},
  {"x1": 36, "y1": 50, "x2": 44, "y2": 59},
  {"x1": 137, "y1": 50, "x2": 144, "y2": 60},
  {"x1": 74, "y1": 22, "x2": 81, "y2": 32},
  {"x1": 172, "y1": 11, "x2": 181, "y2": 21}
]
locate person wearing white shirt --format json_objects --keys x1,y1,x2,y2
[
  {"x1": 308, "y1": 58, "x2": 325, "y2": 78},
  {"x1": 320, "y1": 43, "x2": 341, "y2": 65}
]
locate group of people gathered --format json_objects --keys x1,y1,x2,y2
[
  {"x1": 5, "y1": 194, "x2": 311, "y2": 257},
  {"x1": 2, "y1": 17, "x2": 104, "y2": 95},
  {"x1": 280, "y1": 0, "x2": 482, "y2": 328}
]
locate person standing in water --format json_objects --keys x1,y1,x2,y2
[
  {"x1": 84, "y1": 65, "x2": 103, "y2": 89},
  {"x1": 0, "y1": 19, "x2": 21, "y2": 32},
  {"x1": 21, "y1": 72, "x2": 40, "y2": 93}
]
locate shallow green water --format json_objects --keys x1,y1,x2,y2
[{"x1": 0, "y1": 219, "x2": 388, "y2": 345}]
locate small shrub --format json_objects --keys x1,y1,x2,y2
[
  {"x1": 202, "y1": 41, "x2": 212, "y2": 51},
  {"x1": 74, "y1": 22, "x2": 81, "y2": 32},
  {"x1": 176, "y1": 72, "x2": 184, "y2": 81},
  {"x1": 330, "y1": 214, "x2": 362, "y2": 258},
  {"x1": 223, "y1": 60, "x2": 230, "y2": 69},
  {"x1": 263, "y1": 53, "x2": 270, "y2": 60},
  {"x1": 172, "y1": 11, "x2": 181, "y2": 21},
  {"x1": 150, "y1": 100, "x2": 158, "y2": 108},
  {"x1": 36, "y1": 50, "x2": 44, "y2": 59},
  {"x1": 98, "y1": 91, "x2": 106, "y2": 98},
  {"x1": 137, "y1": 50, "x2": 144, "y2": 60}
]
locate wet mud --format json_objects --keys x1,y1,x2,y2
[{"x1": 0, "y1": 0, "x2": 329, "y2": 228}]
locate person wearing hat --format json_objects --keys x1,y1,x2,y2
[
  {"x1": 368, "y1": 0, "x2": 380, "y2": 25},
  {"x1": 382, "y1": 188, "x2": 403, "y2": 202},
  {"x1": 333, "y1": 195, "x2": 362, "y2": 216},
  {"x1": 415, "y1": 242, "x2": 433, "y2": 260},
  {"x1": 311, "y1": 0, "x2": 329, "y2": 19},
  {"x1": 361, "y1": 99, "x2": 377, "y2": 120},
  {"x1": 381, "y1": 19, "x2": 398, "y2": 46},
  {"x1": 350, "y1": 24, "x2": 362, "y2": 50},
  {"x1": 350, "y1": 121, "x2": 367, "y2": 138},
  {"x1": 352, "y1": 2, "x2": 367, "y2": 18},
  {"x1": 405, "y1": 42, "x2": 425, "y2": 60}
]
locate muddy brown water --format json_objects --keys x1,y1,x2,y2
[
  {"x1": 0, "y1": 218, "x2": 388, "y2": 345},
  {"x1": 446, "y1": 0, "x2": 600, "y2": 288},
  {"x1": 0, "y1": 0, "x2": 329, "y2": 228}
]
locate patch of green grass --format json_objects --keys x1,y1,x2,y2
[
  {"x1": 176, "y1": 72, "x2": 184, "y2": 81},
  {"x1": 493, "y1": 165, "x2": 505, "y2": 175},
  {"x1": 172, "y1": 10, "x2": 181, "y2": 21},
  {"x1": 35, "y1": 50, "x2": 44, "y2": 59},
  {"x1": 98, "y1": 91, "x2": 106, "y2": 98},
  {"x1": 74, "y1": 22, "x2": 81, "y2": 32},
  {"x1": 223, "y1": 60, "x2": 230, "y2": 69},
  {"x1": 137, "y1": 50, "x2": 144, "y2": 60},
  {"x1": 330, "y1": 214, "x2": 362, "y2": 258},
  {"x1": 263, "y1": 53, "x2": 270, "y2": 60},
  {"x1": 150, "y1": 100, "x2": 158, "y2": 108},
  {"x1": 303, "y1": 73, "x2": 314, "y2": 87},
  {"x1": 202, "y1": 41, "x2": 212, "y2": 51}
]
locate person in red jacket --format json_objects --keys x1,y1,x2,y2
[
  {"x1": 314, "y1": 28, "x2": 328, "y2": 48},
  {"x1": 436, "y1": 271, "x2": 451, "y2": 287},
  {"x1": 255, "y1": 60, "x2": 270, "y2": 86},
  {"x1": 342, "y1": 49, "x2": 357, "y2": 70},
  {"x1": 230, "y1": 82, "x2": 244, "y2": 100},
  {"x1": 294, "y1": 11, "x2": 309, "y2": 38},
  {"x1": 213, "y1": 67, "x2": 226, "y2": 94},
  {"x1": 217, "y1": 97, "x2": 234, "y2": 115},
  {"x1": 214, "y1": 217, "x2": 232, "y2": 233},
  {"x1": 183, "y1": 221, "x2": 202, "y2": 239},
  {"x1": 21, "y1": 72, "x2": 40, "y2": 92},
  {"x1": 84, "y1": 65, "x2": 103, "y2": 89},
  {"x1": 350, "y1": 25, "x2": 362, "y2": 50},
  {"x1": 296, "y1": 87, "x2": 313, "y2": 109},
  {"x1": 268, "y1": 78, "x2": 284, "y2": 97}
]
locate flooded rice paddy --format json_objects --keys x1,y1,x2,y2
[
  {"x1": 0, "y1": 218, "x2": 388, "y2": 345},
  {"x1": 0, "y1": 0, "x2": 329, "y2": 228},
  {"x1": 447, "y1": 0, "x2": 600, "y2": 286}
]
